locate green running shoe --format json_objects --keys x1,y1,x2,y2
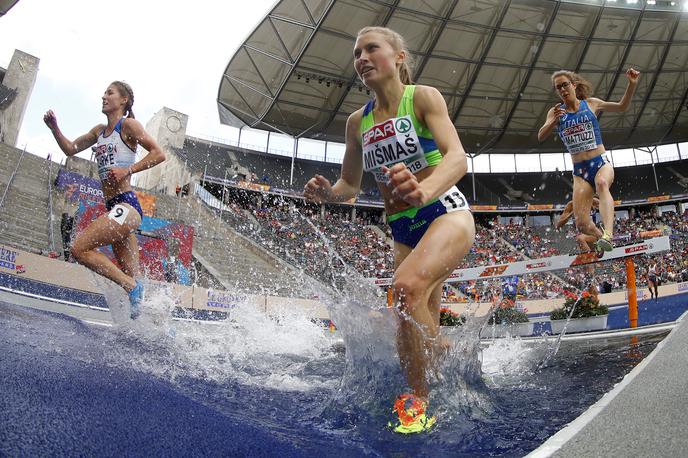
[{"x1": 595, "y1": 230, "x2": 613, "y2": 252}]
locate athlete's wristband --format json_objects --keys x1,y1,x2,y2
[{"x1": 127, "y1": 166, "x2": 134, "y2": 177}]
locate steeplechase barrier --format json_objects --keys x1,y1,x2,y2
[{"x1": 370, "y1": 236, "x2": 671, "y2": 286}]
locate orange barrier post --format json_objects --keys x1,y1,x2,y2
[
  {"x1": 387, "y1": 286, "x2": 394, "y2": 308},
  {"x1": 626, "y1": 256, "x2": 638, "y2": 328}
]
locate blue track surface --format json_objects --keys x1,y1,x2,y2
[
  {"x1": 0, "y1": 298, "x2": 672, "y2": 457},
  {"x1": 0, "y1": 302, "x2": 349, "y2": 457}
]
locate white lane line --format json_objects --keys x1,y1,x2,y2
[{"x1": 527, "y1": 311, "x2": 688, "y2": 457}]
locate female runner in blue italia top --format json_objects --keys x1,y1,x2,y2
[
  {"x1": 44, "y1": 81, "x2": 165, "y2": 318},
  {"x1": 304, "y1": 27, "x2": 475, "y2": 433},
  {"x1": 538, "y1": 68, "x2": 639, "y2": 253}
]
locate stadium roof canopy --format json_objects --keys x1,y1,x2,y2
[
  {"x1": 217, "y1": 0, "x2": 688, "y2": 155},
  {"x1": 0, "y1": 0, "x2": 20, "y2": 17}
]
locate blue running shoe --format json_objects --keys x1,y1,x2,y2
[{"x1": 128, "y1": 280, "x2": 144, "y2": 319}]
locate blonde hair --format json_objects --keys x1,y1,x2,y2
[
  {"x1": 551, "y1": 70, "x2": 593, "y2": 100},
  {"x1": 357, "y1": 26, "x2": 414, "y2": 84},
  {"x1": 110, "y1": 81, "x2": 135, "y2": 118}
]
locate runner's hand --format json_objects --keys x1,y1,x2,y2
[
  {"x1": 110, "y1": 167, "x2": 131, "y2": 183},
  {"x1": 43, "y1": 110, "x2": 59, "y2": 131},
  {"x1": 552, "y1": 104, "x2": 566, "y2": 121},
  {"x1": 304, "y1": 174, "x2": 333, "y2": 203},
  {"x1": 626, "y1": 68, "x2": 640, "y2": 84},
  {"x1": 383, "y1": 163, "x2": 428, "y2": 207}
]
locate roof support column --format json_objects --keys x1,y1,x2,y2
[
  {"x1": 650, "y1": 146, "x2": 659, "y2": 192},
  {"x1": 470, "y1": 155, "x2": 476, "y2": 202},
  {"x1": 290, "y1": 137, "x2": 298, "y2": 186}
]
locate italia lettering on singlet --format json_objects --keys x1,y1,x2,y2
[
  {"x1": 362, "y1": 115, "x2": 428, "y2": 183},
  {"x1": 557, "y1": 100, "x2": 603, "y2": 155},
  {"x1": 560, "y1": 114, "x2": 596, "y2": 154}
]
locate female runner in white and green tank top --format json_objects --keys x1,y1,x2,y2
[{"x1": 304, "y1": 27, "x2": 475, "y2": 433}]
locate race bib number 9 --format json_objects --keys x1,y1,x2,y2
[{"x1": 107, "y1": 204, "x2": 130, "y2": 225}]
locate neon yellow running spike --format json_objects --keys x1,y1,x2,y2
[
  {"x1": 388, "y1": 393, "x2": 437, "y2": 434},
  {"x1": 595, "y1": 229, "x2": 613, "y2": 252}
]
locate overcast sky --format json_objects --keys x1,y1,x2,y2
[
  {"x1": 1, "y1": 0, "x2": 685, "y2": 172},
  {"x1": 0, "y1": 0, "x2": 276, "y2": 161}
]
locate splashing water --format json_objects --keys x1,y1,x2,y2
[
  {"x1": 67, "y1": 204, "x2": 663, "y2": 457},
  {"x1": 95, "y1": 273, "x2": 337, "y2": 391},
  {"x1": 277, "y1": 211, "x2": 498, "y2": 435},
  {"x1": 88, "y1": 203, "x2": 496, "y2": 435}
]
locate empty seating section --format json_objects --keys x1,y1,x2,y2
[
  {"x1": 175, "y1": 138, "x2": 235, "y2": 180},
  {"x1": 153, "y1": 191, "x2": 310, "y2": 296},
  {"x1": 0, "y1": 143, "x2": 58, "y2": 254}
]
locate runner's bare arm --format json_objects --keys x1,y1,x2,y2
[
  {"x1": 538, "y1": 105, "x2": 565, "y2": 143},
  {"x1": 43, "y1": 110, "x2": 100, "y2": 156},
  {"x1": 109, "y1": 119, "x2": 165, "y2": 183},
  {"x1": 587, "y1": 68, "x2": 639, "y2": 114},
  {"x1": 304, "y1": 111, "x2": 363, "y2": 203},
  {"x1": 123, "y1": 118, "x2": 166, "y2": 174}
]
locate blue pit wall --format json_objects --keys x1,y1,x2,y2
[{"x1": 529, "y1": 292, "x2": 688, "y2": 335}]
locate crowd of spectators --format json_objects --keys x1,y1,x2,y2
[
  {"x1": 201, "y1": 184, "x2": 687, "y2": 301},
  {"x1": 560, "y1": 209, "x2": 688, "y2": 293},
  {"x1": 494, "y1": 219, "x2": 561, "y2": 259},
  {"x1": 458, "y1": 222, "x2": 520, "y2": 268}
]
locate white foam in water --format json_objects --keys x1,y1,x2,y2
[
  {"x1": 285, "y1": 209, "x2": 494, "y2": 412},
  {"x1": 482, "y1": 336, "x2": 536, "y2": 379},
  {"x1": 90, "y1": 211, "x2": 536, "y2": 417},
  {"x1": 177, "y1": 299, "x2": 338, "y2": 390},
  {"x1": 96, "y1": 270, "x2": 530, "y2": 421},
  {"x1": 96, "y1": 273, "x2": 338, "y2": 391}
]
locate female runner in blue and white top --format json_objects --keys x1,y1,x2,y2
[
  {"x1": 44, "y1": 81, "x2": 165, "y2": 318},
  {"x1": 539, "y1": 69, "x2": 639, "y2": 253},
  {"x1": 304, "y1": 27, "x2": 475, "y2": 432}
]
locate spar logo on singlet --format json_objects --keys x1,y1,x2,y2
[
  {"x1": 362, "y1": 116, "x2": 426, "y2": 181},
  {"x1": 560, "y1": 113, "x2": 596, "y2": 154}
]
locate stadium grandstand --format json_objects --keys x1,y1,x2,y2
[
  {"x1": 3, "y1": 0, "x2": 686, "y2": 303},
  {"x1": 202, "y1": 0, "x2": 688, "y2": 302},
  {"x1": 158, "y1": 133, "x2": 687, "y2": 301}
]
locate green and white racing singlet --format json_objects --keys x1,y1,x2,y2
[{"x1": 359, "y1": 85, "x2": 442, "y2": 183}]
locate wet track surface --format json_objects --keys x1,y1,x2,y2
[{"x1": 0, "y1": 300, "x2": 667, "y2": 457}]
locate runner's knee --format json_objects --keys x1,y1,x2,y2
[
  {"x1": 392, "y1": 274, "x2": 428, "y2": 310},
  {"x1": 595, "y1": 175, "x2": 610, "y2": 191},
  {"x1": 70, "y1": 242, "x2": 88, "y2": 263},
  {"x1": 575, "y1": 219, "x2": 592, "y2": 234}
]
